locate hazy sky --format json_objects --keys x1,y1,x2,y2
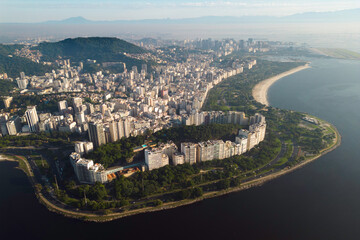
[{"x1": 1, "y1": 0, "x2": 360, "y2": 23}]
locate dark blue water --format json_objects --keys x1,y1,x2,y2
[{"x1": 1, "y1": 58, "x2": 360, "y2": 240}]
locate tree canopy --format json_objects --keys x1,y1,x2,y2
[{"x1": 0, "y1": 44, "x2": 55, "y2": 78}]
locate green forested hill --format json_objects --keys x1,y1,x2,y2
[
  {"x1": 0, "y1": 79, "x2": 17, "y2": 95},
  {"x1": 33, "y1": 37, "x2": 149, "y2": 72},
  {"x1": 0, "y1": 44, "x2": 54, "y2": 79},
  {"x1": 0, "y1": 55, "x2": 54, "y2": 79},
  {"x1": 0, "y1": 44, "x2": 23, "y2": 56},
  {"x1": 34, "y1": 37, "x2": 146, "y2": 61},
  {"x1": 0, "y1": 38, "x2": 149, "y2": 78}
]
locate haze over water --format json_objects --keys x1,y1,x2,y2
[
  {"x1": 2, "y1": 23, "x2": 360, "y2": 52},
  {"x1": 1, "y1": 57, "x2": 360, "y2": 239}
]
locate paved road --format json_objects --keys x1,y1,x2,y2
[
  {"x1": 241, "y1": 140, "x2": 287, "y2": 182},
  {"x1": 255, "y1": 141, "x2": 286, "y2": 174},
  {"x1": 289, "y1": 142, "x2": 299, "y2": 162}
]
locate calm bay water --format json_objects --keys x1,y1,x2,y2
[{"x1": 1, "y1": 58, "x2": 360, "y2": 240}]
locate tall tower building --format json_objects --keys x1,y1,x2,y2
[
  {"x1": 3, "y1": 96, "x2": 13, "y2": 108},
  {"x1": 58, "y1": 100, "x2": 68, "y2": 113},
  {"x1": 16, "y1": 79, "x2": 28, "y2": 89},
  {"x1": 72, "y1": 97, "x2": 83, "y2": 112},
  {"x1": 25, "y1": 106, "x2": 39, "y2": 132},
  {"x1": 181, "y1": 142, "x2": 197, "y2": 164},
  {"x1": 75, "y1": 111, "x2": 86, "y2": 125},
  {"x1": 6, "y1": 116, "x2": 22, "y2": 135},
  {"x1": 88, "y1": 122, "x2": 106, "y2": 147},
  {"x1": 123, "y1": 117, "x2": 131, "y2": 138},
  {"x1": 141, "y1": 64, "x2": 147, "y2": 73},
  {"x1": 109, "y1": 121, "x2": 119, "y2": 142},
  {"x1": 117, "y1": 120, "x2": 125, "y2": 139}
]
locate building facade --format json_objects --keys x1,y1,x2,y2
[
  {"x1": 25, "y1": 106, "x2": 39, "y2": 132},
  {"x1": 88, "y1": 122, "x2": 106, "y2": 147}
]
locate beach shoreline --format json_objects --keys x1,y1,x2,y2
[
  {"x1": 252, "y1": 63, "x2": 310, "y2": 106},
  {"x1": 1, "y1": 62, "x2": 342, "y2": 223}
]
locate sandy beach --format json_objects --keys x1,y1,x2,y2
[
  {"x1": 0, "y1": 155, "x2": 14, "y2": 161},
  {"x1": 252, "y1": 64, "x2": 310, "y2": 106}
]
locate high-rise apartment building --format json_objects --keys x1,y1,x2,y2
[
  {"x1": 123, "y1": 117, "x2": 131, "y2": 138},
  {"x1": 58, "y1": 100, "x2": 68, "y2": 113},
  {"x1": 75, "y1": 141, "x2": 94, "y2": 156},
  {"x1": 69, "y1": 152, "x2": 107, "y2": 184},
  {"x1": 108, "y1": 117, "x2": 132, "y2": 143},
  {"x1": 75, "y1": 111, "x2": 86, "y2": 125},
  {"x1": 25, "y1": 106, "x2": 39, "y2": 132},
  {"x1": 172, "y1": 152, "x2": 185, "y2": 165},
  {"x1": 181, "y1": 142, "x2": 197, "y2": 164},
  {"x1": 212, "y1": 140, "x2": 225, "y2": 160},
  {"x1": 3, "y1": 96, "x2": 13, "y2": 108},
  {"x1": 20, "y1": 72, "x2": 25, "y2": 79},
  {"x1": 6, "y1": 116, "x2": 22, "y2": 135},
  {"x1": 72, "y1": 97, "x2": 83, "y2": 112},
  {"x1": 88, "y1": 122, "x2": 106, "y2": 147},
  {"x1": 16, "y1": 79, "x2": 28, "y2": 89},
  {"x1": 108, "y1": 121, "x2": 118, "y2": 142},
  {"x1": 145, "y1": 148, "x2": 169, "y2": 170}
]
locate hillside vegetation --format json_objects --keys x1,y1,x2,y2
[
  {"x1": 0, "y1": 79, "x2": 17, "y2": 96},
  {"x1": 34, "y1": 37, "x2": 148, "y2": 71},
  {"x1": 0, "y1": 44, "x2": 54, "y2": 78}
]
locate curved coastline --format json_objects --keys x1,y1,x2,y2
[
  {"x1": 1, "y1": 129, "x2": 341, "y2": 222},
  {"x1": 1, "y1": 62, "x2": 342, "y2": 222},
  {"x1": 252, "y1": 63, "x2": 310, "y2": 106},
  {"x1": 1, "y1": 122, "x2": 341, "y2": 222}
]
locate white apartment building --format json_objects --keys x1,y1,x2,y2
[
  {"x1": 25, "y1": 106, "x2": 39, "y2": 132},
  {"x1": 145, "y1": 148, "x2": 169, "y2": 170},
  {"x1": 181, "y1": 142, "x2": 197, "y2": 164}
]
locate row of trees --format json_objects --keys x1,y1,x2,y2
[
  {"x1": 0, "y1": 131, "x2": 81, "y2": 148},
  {"x1": 84, "y1": 135, "x2": 147, "y2": 168}
]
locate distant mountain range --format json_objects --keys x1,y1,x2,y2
[
  {"x1": 8, "y1": 8, "x2": 360, "y2": 25},
  {"x1": 1, "y1": 8, "x2": 359, "y2": 49}
]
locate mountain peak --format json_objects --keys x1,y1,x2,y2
[{"x1": 45, "y1": 16, "x2": 91, "y2": 24}]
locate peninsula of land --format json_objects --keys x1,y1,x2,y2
[
  {"x1": 309, "y1": 48, "x2": 360, "y2": 60},
  {"x1": 0, "y1": 60, "x2": 341, "y2": 222},
  {"x1": 252, "y1": 64, "x2": 310, "y2": 106},
  {"x1": 1, "y1": 116, "x2": 340, "y2": 222},
  {"x1": 0, "y1": 37, "x2": 340, "y2": 222}
]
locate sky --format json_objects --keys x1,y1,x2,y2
[{"x1": 1, "y1": 0, "x2": 360, "y2": 23}]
